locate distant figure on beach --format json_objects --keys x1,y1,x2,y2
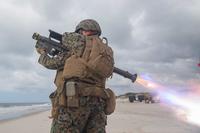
[{"x1": 35, "y1": 19, "x2": 115, "y2": 133}]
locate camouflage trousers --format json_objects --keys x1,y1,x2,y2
[{"x1": 50, "y1": 96, "x2": 107, "y2": 133}]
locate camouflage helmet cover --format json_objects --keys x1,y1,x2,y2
[{"x1": 75, "y1": 19, "x2": 102, "y2": 36}]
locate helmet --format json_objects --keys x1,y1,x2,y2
[{"x1": 75, "y1": 19, "x2": 101, "y2": 36}]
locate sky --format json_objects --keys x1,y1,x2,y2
[{"x1": 0, "y1": 0, "x2": 200, "y2": 102}]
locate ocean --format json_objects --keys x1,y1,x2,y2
[{"x1": 0, "y1": 102, "x2": 51, "y2": 121}]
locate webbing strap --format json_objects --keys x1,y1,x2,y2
[{"x1": 81, "y1": 37, "x2": 93, "y2": 61}]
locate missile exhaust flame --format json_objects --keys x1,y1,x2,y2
[{"x1": 135, "y1": 76, "x2": 200, "y2": 126}]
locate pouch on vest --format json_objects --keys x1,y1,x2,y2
[
  {"x1": 62, "y1": 55, "x2": 88, "y2": 80},
  {"x1": 58, "y1": 89, "x2": 67, "y2": 106},
  {"x1": 49, "y1": 91, "x2": 59, "y2": 118},
  {"x1": 65, "y1": 81, "x2": 79, "y2": 107},
  {"x1": 104, "y1": 88, "x2": 116, "y2": 115}
]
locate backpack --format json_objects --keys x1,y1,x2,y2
[{"x1": 62, "y1": 34, "x2": 114, "y2": 82}]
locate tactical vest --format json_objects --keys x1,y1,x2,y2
[
  {"x1": 62, "y1": 33, "x2": 114, "y2": 85},
  {"x1": 50, "y1": 33, "x2": 116, "y2": 117}
]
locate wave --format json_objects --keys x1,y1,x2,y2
[{"x1": 0, "y1": 103, "x2": 51, "y2": 121}]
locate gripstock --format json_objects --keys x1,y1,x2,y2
[{"x1": 32, "y1": 30, "x2": 137, "y2": 83}]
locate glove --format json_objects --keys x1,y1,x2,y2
[
  {"x1": 35, "y1": 40, "x2": 47, "y2": 54},
  {"x1": 36, "y1": 48, "x2": 46, "y2": 54}
]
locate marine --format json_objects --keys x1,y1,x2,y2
[{"x1": 35, "y1": 19, "x2": 115, "y2": 133}]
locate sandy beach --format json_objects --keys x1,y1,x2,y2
[{"x1": 0, "y1": 99, "x2": 199, "y2": 133}]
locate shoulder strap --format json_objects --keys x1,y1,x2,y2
[{"x1": 81, "y1": 36, "x2": 93, "y2": 61}]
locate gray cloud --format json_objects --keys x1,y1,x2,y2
[{"x1": 0, "y1": 0, "x2": 200, "y2": 99}]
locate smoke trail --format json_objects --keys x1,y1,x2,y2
[{"x1": 136, "y1": 76, "x2": 200, "y2": 126}]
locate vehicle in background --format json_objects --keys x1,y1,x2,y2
[
  {"x1": 144, "y1": 92, "x2": 160, "y2": 104},
  {"x1": 128, "y1": 92, "x2": 160, "y2": 103}
]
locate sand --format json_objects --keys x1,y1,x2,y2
[
  {"x1": 0, "y1": 99, "x2": 199, "y2": 133},
  {"x1": 0, "y1": 111, "x2": 51, "y2": 133}
]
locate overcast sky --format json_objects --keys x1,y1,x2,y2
[{"x1": 0, "y1": 0, "x2": 200, "y2": 102}]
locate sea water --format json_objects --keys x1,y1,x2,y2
[{"x1": 0, "y1": 103, "x2": 51, "y2": 121}]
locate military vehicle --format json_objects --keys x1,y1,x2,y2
[
  {"x1": 128, "y1": 92, "x2": 160, "y2": 103},
  {"x1": 128, "y1": 94, "x2": 136, "y2": 103},
  {"x1": 144, "y1": 92, "x2": 160, "y2": 104},
  {"x1": 137, "y1": 94, "x2": 145, "y2": 102},
  {"x1": 128, "y1": 93, "x2": 145, "y2": 102}
]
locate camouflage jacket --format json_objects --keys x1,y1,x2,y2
[
  {"x1": 38, "y1": 32, "x2": 86, "y2": 88},
  {"x1": 38, "y1": 32, "x2": 86, "y2": 69},
  {"x1": 38, "y1": 32, "x2": 112, "y2": 89}
]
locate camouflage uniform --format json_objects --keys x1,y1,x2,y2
[
  {"x1": 50, "y1": 97, "x2": 106, "y2": 133},
  {"x1": 38, "y1": 36, "x2": 107, "y2": 133},
  {"x1": 37, "y1": 19, "x2": 114, "y2": 133}
]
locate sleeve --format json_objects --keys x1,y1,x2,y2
[
  {"x1": 38, "y1": 32, "x2": 85, "y2": 70},
  {"x1": 38, "y1": 52, "x2": 70, "y2": 70}
]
